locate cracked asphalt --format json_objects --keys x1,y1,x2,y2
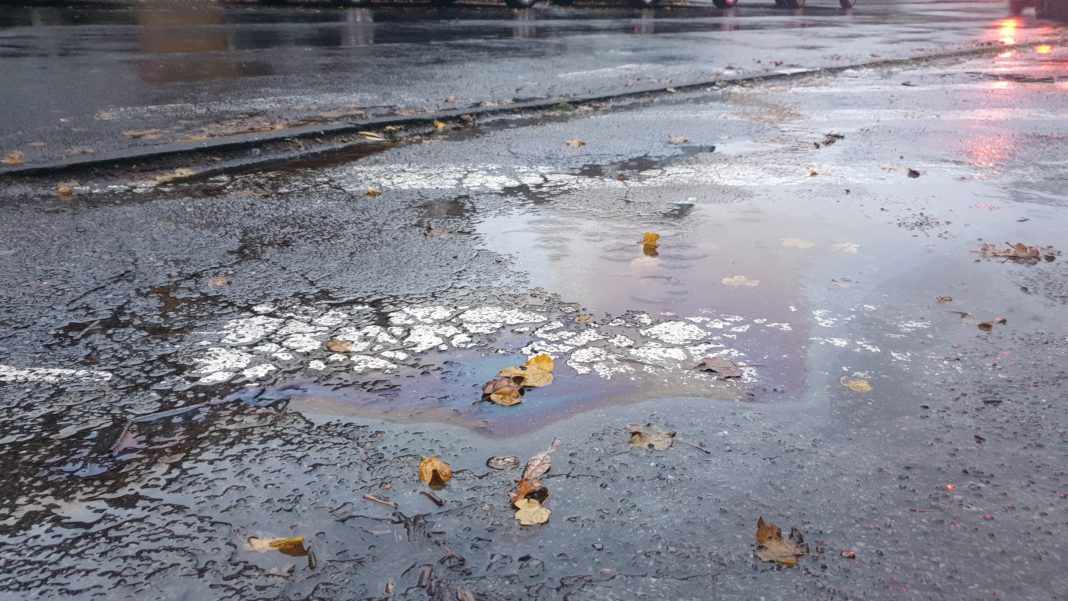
[{"x1": 2, "y1": 2, "x2": 1068, "y2": 600}]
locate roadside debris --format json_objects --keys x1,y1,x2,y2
[
  {"x1": 514, "y1": 498, "x2": 551, "y2": 525},
  {"x1": 627, "y1": 424, "x2": 675, "y2": 450},
  {"x1": 977, "y1": 242, "x2": 1058, "y2": 263},
  {"x1": 326, "y1": 339, "x2": 354, "y2": 353},
  {"x1": 509, "y1": 440, "x2": 560, "y2": 526},
  {"x1": 693, "y1": 356, "x2": 744, "y2": 380},
  {"x1": 207, "y1": 276, "x2": 230, "y2": 287},
  {"x1": 358, "y1": 131, "x2": 385, "y2": 140},
  {"x1": 667, "y1": 135, "x2": 689, "y2": 145},
  {"x1": 56, "y1": 184, "x2": 75, "y2": 197},
  {"x1": 365, "y1": 188, "x2": 383, "y2": 197},
  {"x1": 907, "y1": 168, "x2": 921, "y2": 178},
  {"x1": 482, "y1": 354, "x2": 555, "y2": 406},
  {"x1": 433, "y1": 119, "x2": 446, "y2": 131},
  {"x1": 977, "y1": 317, "x2": 1007, "y2": 331},
  {"x1": 3, "y1": 150, "x2": 25, "y2": 165},
  {"x1": 246, "y1": 535, "x2": 308, "y2": 557},
  {"x1": 564, "y1": 139, "x2": 586, "y2": 148},
  {"x1": 936, "y1": 295, "x2": 953, "y2": 303},
  {"x1": 486, "y1": 455, "x2": 521, "y2": 470},
  {"x1": 521, "y1": 439, "x2": 560, "y2": 481},
  {"x1": 418, "y1": 456, "x2": 453, "y2": 489},
  {"x1": 755, "y1": 517, "x2": 809, "y2": 567},
  {"x1": 840, "y1": 376, "x2": 873, "y2": 393},
  {"x1": 722, "y1": 275, "x2": 760, "y2": 287},
  {"x1": 822, "y1": 133, "x2": 844, "y2": 146},
  {"x1": 642, "y1": 232, "x2": 660, "y2": 257}
]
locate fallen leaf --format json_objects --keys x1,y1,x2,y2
[
  {"x1": 840, "y1": 376, "x2": 873, "y2": 393},
  {"x1": 358, "y1": 131, "x2": 385, "y2": 140},
  {"x1": 808, "y1": 167, "x2": 819, "y2": 177},
  {"x1": 782, "y1": 238, "x2": 816, "y2": 249},
  {"x1": 326, "y1": 339, "x2": 354, "y2": 353},
  {"x1": 497, "y1": 354, "x2": 555, "y2": 389},
  {"x1": 418, "y1": 456, "x2": 453, "y2": 488},
  {"x1": 574, "y1": 314, "x2": 592, "y2": 325},
  {"x1": 977, "y1": 317, "x2": 1007, "y2": 331},
  {"x1": 510, "y1": 478, "x2": 549, "y2": 507},
  {"x1": 433, "y1": 119, "x2": 446, "y2": 131},
  {"x1": 123, "y1": 129, "x2": 163, "y2": 139},
  {"x1": 666, "y1": 87, "x2": 678, "y2": 93},
  {"x1": 722, "y1": 275, "x2": 760, "y2": 287},
  {"x1": 521, "y1": 439, "x2": 560, "y2": 481},
  {"x1": 96, "y1": 112, "x2": 114, "y2": 121},
  {"x1": 153, "y1": 168, "x2": 195, "y2": 184},
  {"x1": 564, "y1": 139, "x2": 586, "y2": 148},
  {"x1": 208, "y1": 276, "x2": 230, "y2": 287},
  {"x1": 642, "y1": 232, "x2": 660, "y2": 247},
  {"x1": 936, "y1": 295, "x2": 953, "y2": 303},
  {"x1": 486, "y1": 455, "x2": 521, "y2": 470},
  {"x1": 907, "y1": 168, "x2": 921, "y2": 178},
  {"x1": 384, "y1": 125, "x2": 401, "y2": 134},
  {"x1": 694, "y1": 357, "x2": 744, "y2": 379},
  {"x1": 365, "y1": 188, "x2": 382, "y2": 197},
  {"x1": 482, "y1": 376, "x2": 523, "y2": 406},
  {"x1": 247, "y1": 535, "x2": 308, "y2": 557},
  {"x1": 977, "y1": 242, "x2": 1058, "y2": 263},
  {"x1": 841, "y1": 549, "x2": 857, "y2": 559},
  {"x1": 830, "y1": 242, "x2": 860, "y2": 254},
  {"x1": 755, "y1": 517, "x2": 808, "y2": 567},
  {"x1": 822, "y1": 133, "x2": 844, "y2": 146},
  {"x1": 56, "y1": 185, "x2": 75, "y2": 197},
  {"x1": 2, "y1": 150, "x2": 25, "y2": 166},
  {"x1": 514, "y1": 498, "x2": 551, "y2": 526},
  {"x1": 667, "y1": 135, "x2": 689, "y2": 145},
  {"x1": 627, "y1": 424, "x2": 675, "y2": 450}
]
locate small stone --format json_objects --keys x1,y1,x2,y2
[
  {"x1": 486, "y1": 455, "x2": 521, "y2": 470},
  {"x1": 592, "y1": 543, "x2": 604, "y2": 551}
]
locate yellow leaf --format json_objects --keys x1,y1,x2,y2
[
  {"x1": 56, "y1": 185, "x2": 75, "y2": 197},
  {"x1": 433, "y1": 119, "x2": 446, "y2": 131},
  {"x1": 498, "y1": 365, "x2": 553, "y2": 388},
  {"x1": 2, "y1": 150, "x2": 25, "y2": 166},
  {"x1": 365, "y1": 188, "x2": 383, "y2": 197},
  {"x1": 526, "y1": 354, "x2": 554, "y2": 373},
  {"x1": 358, "y1": 131, "x2": 385, "y2": 140},
  {"x1": 246, "y1": 535, "x2": 308, "y2": 557},
  {"x1": 564, "y1": 139, "x2": 586, "y2": 148},
  {"x1": 755, "y1": 517, "x2": 808, "y2": 567},
  {"x1": 418, "y1": 456, "x2": 453, "y2": 488},
  {"x1": 808, "y1": 167, "x2": 819, "y2": 177},
  {"x1": 840, "y1": 376, "x2": 872, "y2": 393},
  {"x1": 482, "y1": 376, "x2": 524, "y2": 405},
  {"x1": 514, "y1": 498, "x2": 551, "y2": 526},
  {"x1": 642, "y1": 232, "x2": 660, "y2": 247},
  {"x1": 153, "y1": 168, "x2": 195, "y2": 184}
]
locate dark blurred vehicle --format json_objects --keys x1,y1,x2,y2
[{"x1": 1011, "y1": 0, "x2": 1068, "y2": 18}]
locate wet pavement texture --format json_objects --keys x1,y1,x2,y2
[
  {"x1": 2, "y1": 0, "x2": 1067, "y2": 167},
  {"x1": 3, "y1": 2, "x2": 1068, "y2": 601}
]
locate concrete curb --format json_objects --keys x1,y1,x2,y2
[{"x1": 0, "y1": 40, "x2": 1047, "y2": 180}]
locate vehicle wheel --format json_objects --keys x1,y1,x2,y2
[
  {"x1": 713, "y1": 0, "x2": 737, "y2": 7},
  {"x1": 632, "y1": 0, "x2": 659, "y2": 7},
  {"x1": 839, "y1": 0, "x2": 855, "y2": 7},
  {"x1": 505, "y1": 0, "x2": 539, "y2": 7}
]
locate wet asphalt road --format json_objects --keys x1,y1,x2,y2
[
  {"x1": 3, "y1": 2, "x2": 1068, "y2": 601},
  {"x1": 1, "y1": 0, "x2": 1065, "y2": 168}
]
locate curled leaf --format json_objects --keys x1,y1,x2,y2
[
  {"x1": 627, "y1": 424, "x2": 675, "y2": 450},
  {"x1": 510, "y1": 478, "x2": 549, "y2": 507},
  {"x1": 482, "y1": 377, "x2": 523, "y2": 406},
  {"x1": 514, "y1": 498, "x2": 551, "y2": 526},
  {"x1": 247, "y1": 535, "x2": 308, "y2": 557},
  {"x1": 840, "y1": 376, "x2": 872, "y2": 393},
  {"x1": 418, "y1": 456, "x2": 453, "y2": 488},
  {"x1": 57, "y1": 185, "x2": 75, "y2": 197},
  {"x1": 755, "y1": 517, "x2": 808, "y2": 567},
  {"x1": 522, "y1": 439, "x2": 560, "y2": 481}
]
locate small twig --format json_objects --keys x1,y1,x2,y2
[
  {"x1": 363, "y1": 494, "x2": 398, "y2": 509},
  {"x1": 420, "y1": 491, "x2": 445, "y2": 507},
  {"x1": 675, "y1": 438, "x2": 712, "y2": 454}
]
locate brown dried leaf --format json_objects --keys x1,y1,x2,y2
[
  {"x1": 123, "y1": 129, "x2": 163, "y2": 139},
  {"x1": 840, "y1": 376, "x2": 873, "y2": 393},
  {"x1": 365, "y1": 188, "x2": 383, "y2": 197},
  {"x1": 326, "y1": 339, "x2": 354, "y2": 353},
  {"x1": 694, "y1": 357, "x2": 743, "y2": 379},
  {"x1": 564, "y1": 139, "x2": 586, "y2": 148},
  {"x1": 497, "y1": 354, "x2": 555, "y2": 389},
  {"x1": 2, "y1": 150, "x2": 25, "y2": 166},
  {"x1": 57, "y1": 185, "x2": 76, "y2": 197},
  {"x1": 153, "y1": 168, "x2": 195, "y2": 184},
  {"x1": 627, "y1": 424, "x2": 675, "y2": 450},
  {"x1": 418, "y1": 456, "x2": 453, "y2": 488},
  {"x1": 574, "y1": 314, "x2": 592, "y2": 325},
  {"x1": 247, "y1": 535, "x2": 308, "y2": 557},
  {"x1": 755, "y1": 517, "x2": 808, "y2": 567},
  {"x1": 509, "y1": 478, "x2": 549, "y2": 507},
  {"x1": 482, "y1": 377, "x2": 523, "y2": 406},
  {"x1": 521, "y1": 439, "x2": 560, "y2": 482},
  {"x1": 977, "y1": 317, "x2": 1007, "y2": 331}
]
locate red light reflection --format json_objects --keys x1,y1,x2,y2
[
  {"x1": 997, "y1": 18, "x2": 1018, "y2": 45},
  {"x1": 1035, "y1": 44, "x2": 1053, "y2": 54}
]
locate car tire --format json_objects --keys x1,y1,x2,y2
[
  {"x1": 713, "y1": 0, "x2": 737, "y2": 7},
  {"x1": 505, "y1": 0, "x2": 539, "y2": 7}
]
